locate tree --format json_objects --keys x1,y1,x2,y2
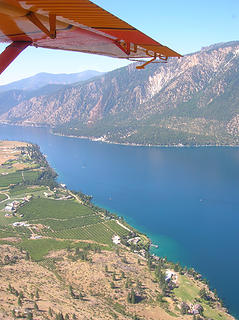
[
  {"x1": 174, "y1": 263, "x2": 180, "y2": 272},
  {"x1": 72, "y1": 314, "x2": 77, "y2": 320},
  {"x1": 97, "y1": 246, "x2": 101, "y2": 253},
  {"x1": 11, "y1": 309, "x2": 16, "y2": 319},
  {"x1": 112, "y1": 272, "x2": 116, "y2": 281},
  {"x1": 121, "y1": 256, "x2": 128, "y2": 264},
  {"x1": 159, "y1": 272, "x2": 166, "y2": 287},
  {"x1": 127, "y1": 289, "x2": 136, "y2": 304},
  {"x1": 214, "y1": 288, "x2": 218, "y2": 299},
  {"x1": 131, "y1": 289, "x2": 136, "y2": 304},
  {"x1": 55, "y1": 313, "x2": 64, "y2": 320},
  {"x1": 181, "y1": 302, "x2": 189, "y2": 315},
  {"x1": 26, "y1": 251, "x2": 30, "y2": 261},
  {"x1": 4, "y1": 254, "x2": 10, "y2": 264},
  {"x1": 35, "y1": 288, "x2": 39, "y2": 300},
  {"x1": 34, "y1": 302, "x2": 39, "y2": 311},
  {"x1": 125, "y1": 280, "x2": 129, "y2": 288},
  {"x1": 8, "y1": 283, "x2": 12, "y2": 293},
  {"x1": 17, "y1": 297, "x2": 22, "y2": 307},
  {"x1": 157, "y1": 293, "x2": 163, "y2": 302},
  {"x1": 104, "y1": 265, "x2": 108, "y2": 273},
  {"x1": 136, "y1": 279, "x2": 142, "y2": 290},
  {"x1": 155, "y1": 265, "x2": 161, "y2": 279},
  {"x1": 27, "y1": 312, "x2": 33, "y2": 320},
  {"x1": 48, "y1": 307, "x2": 53, "y2": 317},
  {"x1": 58, "y1": 312, "x2": 64, "y2": 320},
  {"x1": 161, "y1": 285, "x2": 167, "y2": 297},
  {"x1": 147, "y1": 259, "x2": 152, "y2": 270},
  {"x1": 127, "y1": 292, "x2": 131, "y2": 303},
  {"x1": 199, "y1": 288, "x2": 208, "y2": 300},
  {"x1": 69, "y1": 285, "x2": 75, "y2": 299}
]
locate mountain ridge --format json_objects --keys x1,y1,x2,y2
[
  {"x1": 0, "y1": 70, "x2": 104, "y2": 92},
  {"x1": 1, "y1": 41, "x2": 239, "y2": 146}
]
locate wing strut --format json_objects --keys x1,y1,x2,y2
[
  {"x1": 0, "y1": 42, "x2": 31, "y2": 75},
  {"x1": 136, "y1": 57, "x2": 156, "y2": 70},
  {"x1": 26, "y1": 12, "x2": 56, "y2": 39}
]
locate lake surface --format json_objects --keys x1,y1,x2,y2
[{"x1": 0, "y1": 124, "x2": 239, "y2": 318}]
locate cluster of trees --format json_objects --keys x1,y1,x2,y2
[
  {"x1": 75, "y1": 190, "x2": 92, "y2": 204},
  {"x1": 8, "y1": 286, "x2": 41, "y2": 319},
  {"x1": 74, "y1": 247, "x2": 88, "y2": 261},
  {"x1": 127, "y1": 289, "x2": 136, "y2": 304},
  {"x1": 25, "y1": 144, "x2": 48, "y2": 167},
  {"x1": 54, "y1": 114, "x2": 235, "y2": 146},
  {"x1": 48, "y1": 307, "x2": 77, "y2": 320},
  {"x1": 1, "y1": 254, "x2": 18, "y2": 265},
  {"x1": 69, "y1": 285, "x2": 83, "y2": 300},
  {"x1": 154, "y1": 264, "x2": 169, "y2": 297},
  {"x1": 8, "y1": 284, "x2": 23, "y2": 299},
  {"x1": 120, "y1": 232, "x2": 150, "y2": 253},
  {"x1": 25, "y1": 144, "x2": 58, "y2": 188},
  {"x1": 67, "y1": 244, "x2": 101, "y2": 262}
]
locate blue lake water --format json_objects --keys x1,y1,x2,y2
[{"x1": 0, "y1": 124, "x2": 238, "y2": 318}]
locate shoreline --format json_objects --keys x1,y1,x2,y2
[
  {"x1": 52, "y1": 130, "x2": 239, "y2": 148},
  {"x1": 1, "y1": 122, "x2": 239, "y2": 148}
]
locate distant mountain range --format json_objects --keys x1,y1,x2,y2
[
  {"x1": 0, "y1": 70, "x2": 104, "y2": 92},
  {"x1": 1, "y1": 41, "x2": 239, "y2": 146}
]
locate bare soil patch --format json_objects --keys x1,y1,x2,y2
[{"x1": 0, "y1": 141, "x2": 28, "y2": 165}]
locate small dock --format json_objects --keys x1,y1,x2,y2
[{"x1": 150, "y1": 243, "x2": 159, "y2": 248}]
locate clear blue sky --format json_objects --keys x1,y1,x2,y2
[{"x1": 0, "y1": 0, "x2": 239, "y2": 85}]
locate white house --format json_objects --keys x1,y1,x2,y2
[{"x1": 112, "y1": 235, "x2": 121, "y2": 245}]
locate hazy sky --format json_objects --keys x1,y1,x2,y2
[{"x1": 0, "y1": 0, "x2": 239, "y2": 85}]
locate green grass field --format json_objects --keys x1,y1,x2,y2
[
  {"x1": 37, "y1": 219, "x2": 128, "y2": 245},
  {"x1": 31, "y1": 215, "x2": 102, "y2": 230},
  {"x1": 18, "y1": 238, "x2": 107, "y2": 261},
  {"x1": 0, "y1": 228, "x2": 18, "y2": 238},
  {"x1": 0, "y1": 171, "x2": 24, "y2": 187},
  {"x1": 22, "y1": 170, "x2": 41, "y2": 182},
  {"x1": 18, "y1": 198, "x2": 95, "y2": 220},
  {"x1": 0, "y1": 170, "x2": 40, "y2": 187},
  {"x1": 0, "y1": 212, "x2": 21, "y2": 227},
  {"x1": 19, "y1": 238, "x2": 72, "y2": 261},
  {"x1": 174, "y1": 274, "x2": 200, "y2": 303},
  {"x1": 0, "y1": 193, "x2": 8, "y2": 201},
  {"x1": 9, "y1": 185, "x2": 49, "y2": 197},
  {"x1": 105, "y1": 220, "x2": 130, "y2": 236}
]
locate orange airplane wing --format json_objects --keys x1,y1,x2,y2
[{"x1": 0, "y1": 0, "x2": 182, "y2": 74}]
